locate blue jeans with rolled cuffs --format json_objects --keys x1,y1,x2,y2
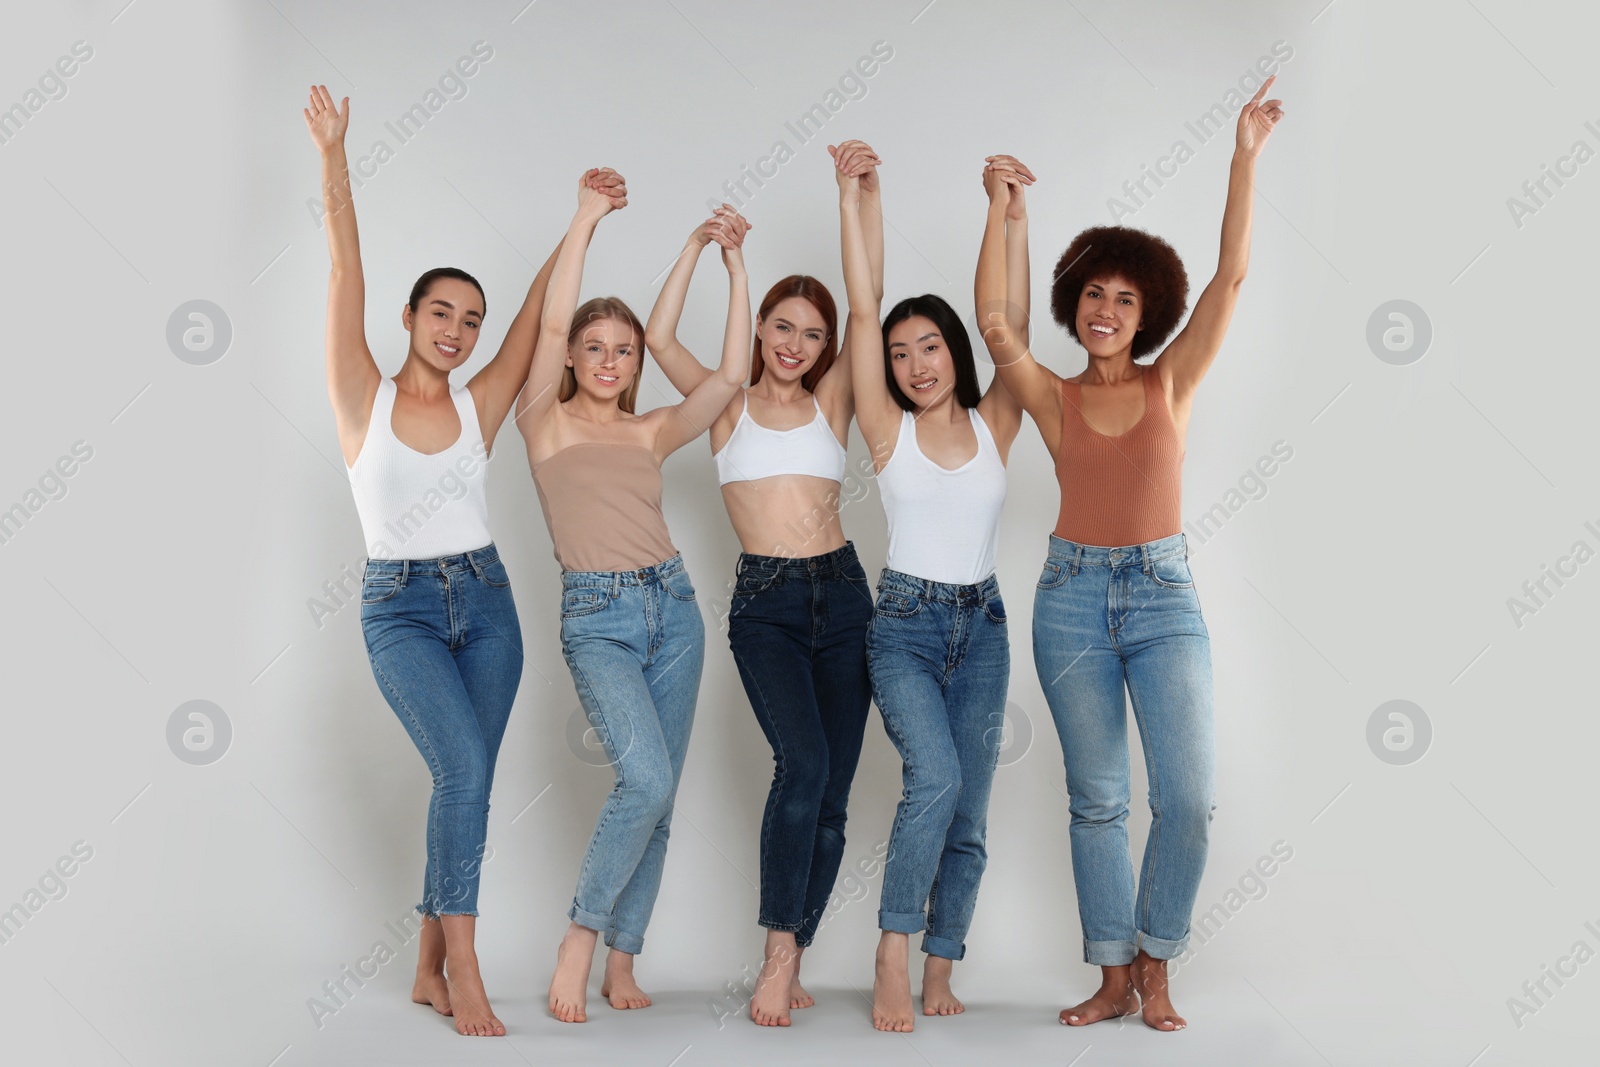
[
  {"x1": 868, "y1": 568, "x2": 1010, "y2": 961},
  {"x1": 727, "y1": 542, "x2": 873, "y2": 947},
  {"x1": 1033, "y1": 532, "x2": 1215, "y2": 965},
  {"x1": 360, "y1": 543, "x2": 524, "y2": 918},
  {"x1": 559, "y1": 553, "x2": 704, "y2": 955}
]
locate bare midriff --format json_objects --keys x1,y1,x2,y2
[{"x1": 721, "y1": 475, "x2": 848, "y2": 558}]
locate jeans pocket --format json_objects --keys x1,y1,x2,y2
[
  {"x1": 1146, "y1": 556, "x2": 1195, "y2": 590},
  {"x1": 1037, "y1": 560, "x2": 1071, "y2": 590},
  {"x1": 875, "y1": 589, "x2": 922, "y2": 618},
  {"x1": 561, "y1": 587, "x2": 609, "y2": 618},
  {"x1": 361, "y1": 575, "x2": 402, "y2": 604},
  {"x1": 983, "y1": 596, "x2": 1008, "y2": 625},
  {"x1": 478, "y1": 556, "x2": 512, "y2": 588},
  {"x1": 662, "y1": 568, "x2": 697, "y2": 602}
]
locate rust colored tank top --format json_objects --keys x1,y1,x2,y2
[{"x1": 1053, "y1": 368, "x2": 1184, "y2": 547}]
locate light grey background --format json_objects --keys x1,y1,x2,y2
[{"x1": 2, "y1": 1, "x2": 1594, "y2": 1064}]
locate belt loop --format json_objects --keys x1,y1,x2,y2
[
  {"x1": 609, "y1": 571, "x2": 621, "y2": 599},
  {"x1": 1141, "y1": 543, "x2": 1152, "y2": 575},
  {"x1": 400, "y1": 558, "x2": 410, "y2": 587},
  {"x1": 469, "y1": 551, "x2": 484, "y2": 581},
  {"x1": 1071, "y1": 545, "x2": 1083, "y2": 576}
]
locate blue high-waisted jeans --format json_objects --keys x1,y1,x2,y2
[
  {"x1": 727, "y1": 542, "x2": 873, "y2": 947},
  {"x1": 1033, "y1": 532, "x2": 1215, "y2": 965},
  {"x1": 868, "y1": 567, "x2": 1010, "y2": 961},
  {"x1": 559, "y1": 553, "x2": 704, "y2": 955},
  {"x1": 360, "y1": 543, "x2": 524, "y2": 918}
]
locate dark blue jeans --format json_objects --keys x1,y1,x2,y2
[
  {"x1": 868, "y1": 568, "x2": 1009, "y2": 961},
  {"x1": 728, "y1": 542, "x2": 873, "y2": 946},
  {"x1": 360, "y1": 543, "x2": 524, "y2": 918}
]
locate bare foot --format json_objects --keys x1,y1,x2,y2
[
  {"x1": 549, "y1": 922, "x2": 597, "y2": 1023},
  {"x1": 438, "y1": 915, "x2": 503, "y2": 1036},
  {"x1": 921, "y1": 955, "x2": 964, "y2": 1016},
  {"x1": 442, "y1": 953, "x2": 504, "y2": 1036},
  {"x1": 1059, "y1": 964, "x2": 1139, "y2": 1027},
  {"x1": 872, "y1": 932, "x2": 914, "y2": 1032},
  {"x1": 790, "y1": 944, "x2": 815, "y2": 1010},
  {"x1": 599, "y1": 948, "x2": 653, "y2": 1010},
  {"x1": 411, "y1": 916, "x2": 452, "y2": 1016},
  {"x1": 1131, "y1": 950, "x2": 1187, "y2": 1031},
  {"x1": 750, "y1": 931, "x2": 796, "y2": 1026},
  {"x1": 411, "y1": 972, "x2": 452, "y2": 1016}
]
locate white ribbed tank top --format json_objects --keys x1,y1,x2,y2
[
  {"x1": 346, "y1": 377, "x2": 493, "y2": 560},
  {"x1": 877, "y1": 407, "x2": 1007, "y2": 586}
]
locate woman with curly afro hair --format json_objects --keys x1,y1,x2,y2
[{"x1": 975, "y1": 77, "x2": 1284, "y2": 1032}]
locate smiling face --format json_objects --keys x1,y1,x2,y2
[
  {"x1": 755, "y1": 296, "x2": 829, "y2": 383},
  {"x1": 565, "y1": 316, "x2": 641, "y2": 402},
  {"x1": 1076, "y1": 273, "x2": 1144, "y2": 357},
  {"x1": 886, "y1": 314, "x2": 956, "y2": 410},
  {"x1": 404, "y1": 277, "x2": 484, "y2": 371}
]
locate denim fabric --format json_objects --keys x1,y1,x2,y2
[
  {"x1": 361, "y1": 542, "x2": 524, "y2": 918},
  {"x1": 1032, "y1": 532, "x2": 1215, "y2": 965},
  {"x1": 727, "y1": 542, "x2": 873, "y2": 947},
  {"x1": 868, "y1": 568, "x2": 1010, "y2": 961},
  {"x1": 559, "y1": 553, "x2": 705, "y2": 955}
]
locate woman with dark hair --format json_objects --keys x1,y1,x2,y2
[
  {"x1": 839, "y1": 153, "x2": 1024, "y2": 1033},
  {"x1": 304, "y1": 87, "x2": 614, "y2": 1037},
  {"x1": 518, "y1": 181, "x2": 751, "y2": 1024},
  {"x1": 643, "y1": 141, "x2": 885, "y2": 1027},
  {"x1": 978, "y1": 79, "x2": 1284, "y2": 1032}
]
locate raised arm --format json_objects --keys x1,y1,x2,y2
[
  {"x1": 643, "y1": 207, "x2": 748, "y2": 397},
  {"x1": 974, "y1": 157, "x2": 1059, "y2": 442},
  {"x1": 655, "y1": 212, "x2": 753, "y2": 459},
  {"x1": 514, "y1": 169, "x2": 624, "y2": 438},
  {"x1": 304, "y1": 86, "x2": 380, "y2": 464},
  {"x1": 976, "y1": 155, "x2": 1032, "y2": 455},
  {"x1": 816, "y1": 139, "x2": 883, "y2": 411},
  {"x1": 1155, "y1": 76, "x2": 1283, "y2": 403},
  {"x1": 840, "y1": 164, "x2": 899, "y2": 469}
]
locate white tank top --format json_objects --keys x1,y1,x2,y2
[
  {"x1": 877, "y1": 407, "x2": 1007, "y2": 586},
  {"x1": 714, "y1": 392, "x2": 847, "y2": 486},
  {"x1": 346, "y1": 377, "x2": 494, "y2": 560}
]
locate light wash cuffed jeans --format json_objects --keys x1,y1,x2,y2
[
  {"x1": 1033, "y1": 533, "x2": 1215, "y2": 965},
  {"x1": 558, "y1": 553, "x2": 704, "y2": 955},
  {"x1": 868, "y1": 567, "x2": 1010, "y2": 961},
  {"x1": 360, "y1": 543, "x2": 524, "y2": 918}
]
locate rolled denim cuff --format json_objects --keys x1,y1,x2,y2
[
  {"x1": 878, "y1": 907, "x2": 926, "y2": 935},
  {"x1": 606, "y1": 927, "x2": 645, "y2": 955},
  {"x1": 921, "y1": 932, "x2": 965, "y2": 961},
  {"x1": 1084, "y1": 937, "x2": 1137, "y2": 966},
  {"x1": 1135, "y1": 929, "x2": 1187, "y2": 961}
]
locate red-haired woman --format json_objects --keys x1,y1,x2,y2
[
  {"x1": 643, "y1": 140, "x2": 885, "y2": 1027},
  {"x1": 978, "y1": 79, "x2": 1284, "y2": 1031}
]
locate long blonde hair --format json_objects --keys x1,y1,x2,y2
[{"x1": 560, "y1": 297, "x2": 645, "y2": 414}]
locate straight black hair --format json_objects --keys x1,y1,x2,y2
[{"x1": 881, "y1": 294, "x2": 981, "y2": 411}]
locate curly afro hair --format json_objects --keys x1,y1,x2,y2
[{"x1": 1050, "y1": 226, "x2": 1188, "y2": 360}]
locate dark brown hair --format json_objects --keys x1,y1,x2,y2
[{"x1": 1050, "y1": 226, "x2": 1188, "y2": 360}]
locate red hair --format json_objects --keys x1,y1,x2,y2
[{"x1": 751, "y1": 275, "x2": 838, "y2": 391}]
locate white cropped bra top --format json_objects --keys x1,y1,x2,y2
[{"x1": 714, "y1": 393, "x2": 848, "y2": 486}]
